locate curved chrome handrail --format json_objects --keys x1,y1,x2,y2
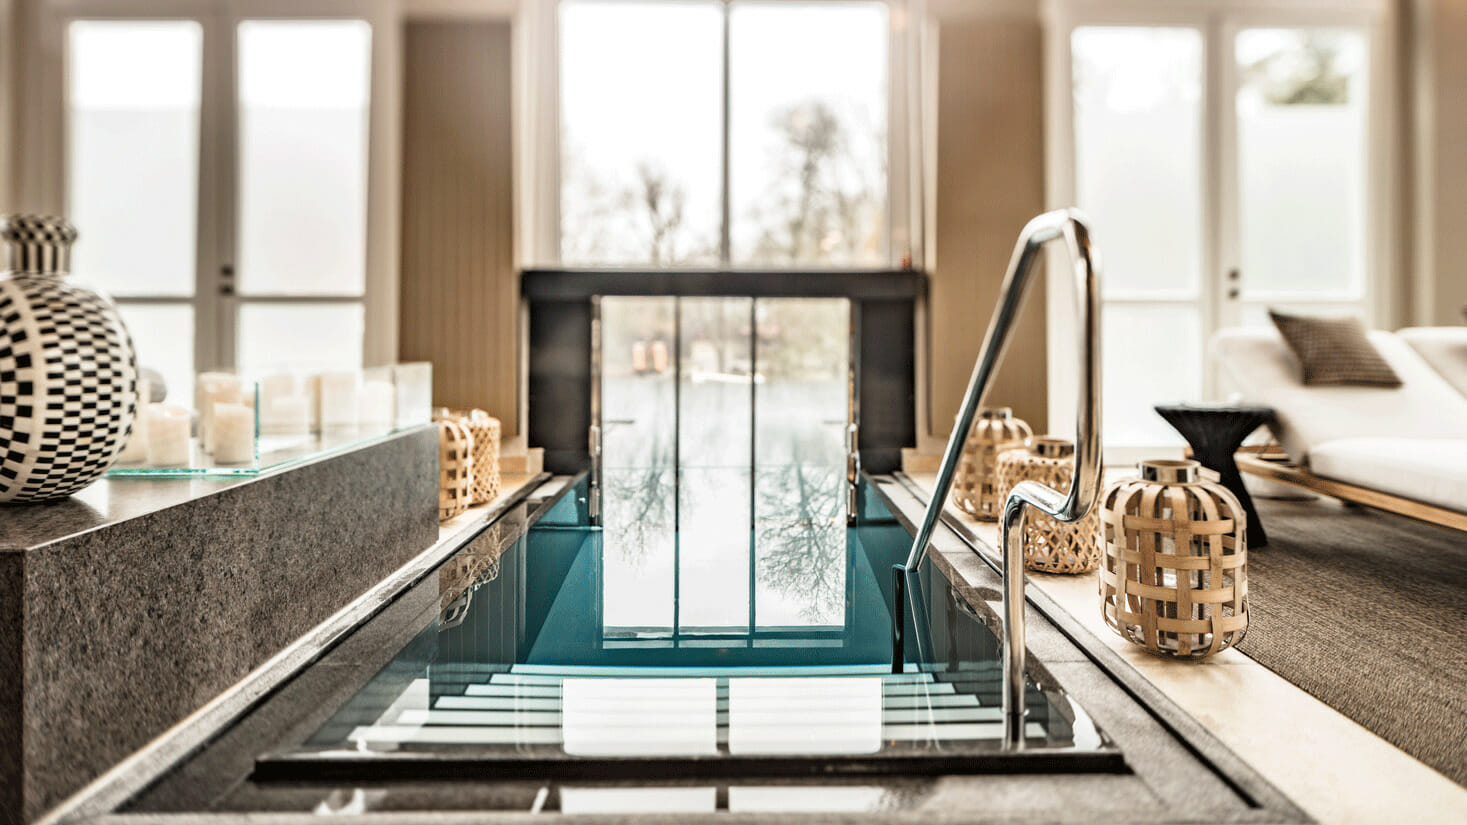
[{"x1": 903, "y1": 208, "x2": 1102, "y2": 749}]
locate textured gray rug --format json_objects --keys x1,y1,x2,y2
[{"x1": 1238, "y1": 495, "x2": 1467, "y2": 787}]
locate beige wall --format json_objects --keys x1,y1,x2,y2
[
  {"x1": 1412, "y1": 0, "x2": 1467, "y2": 325},
  {"x1": 926, "y1": 13, "x2": 1048, "y2": 439},
  {"x1": 399, "y1": 19, "x2": 520, "y2": 436}
]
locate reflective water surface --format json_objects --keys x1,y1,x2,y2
[{"x1": 277, "y1": 480, "x2": 1108, "y2": 769}]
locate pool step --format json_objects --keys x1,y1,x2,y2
[
  {"x1": 395, "y1": 705, "x2": 1005, "y2": 726},
  {"x1": 463, "y1": 672, "x2": 951, "y2": 693},
  {"x1": 507, "y1": 663, "x2": 918, "y2": 677},
  {"x1": 342, "y1": 668, "x2": 1037, "y2": 750},
  {"x1": 436, "y1": 691, "x2": 984, "y2": 710},
  {"x1": 340, "y1": 721, "x2": 1048, "y2": 747}
]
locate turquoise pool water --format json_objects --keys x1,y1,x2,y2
[{"x1": 278, "y1": 477, "x2": 1107, "y2": 774}]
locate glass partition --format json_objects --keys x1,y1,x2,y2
[{"x1": 598, "y1": 297, "x2": 851, "y2": 643}]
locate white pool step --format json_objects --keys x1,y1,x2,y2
[
  {"x1": 347, "y1": 667, "x2": 1031, "y2": 753},
  {"x1": 439, "y1": 670, "x2": 934, "y2": 685},
  {"x1": 343, "y1": 721, "x2": 1047, "y2": 747},
  {"x1": 508, "y1": 663, "x2": 918, "y2": 677},
  {"x1": 393, "y1": 705, "x2": 1004, "y2": 727},
  {"x1": 435, "y1": 692, "x2": 982, "y2": 711},
  {"x1": 461, "y1": 679, "x2": 957, "y2": 698}
]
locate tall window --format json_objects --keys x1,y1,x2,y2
[
  {"x1": 558, "y1": 0, "x2": 890, "y2": 268},
  {"x1": 60, "y1": 5, "x2": 387, "y2": 400},
  {"x1": 1054, "y1": 11, "x2": 1382, "y2": 454}
]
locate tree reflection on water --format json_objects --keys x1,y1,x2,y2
[{"x1": 756, "y1": 460, "x2": 845, "y2": 624}]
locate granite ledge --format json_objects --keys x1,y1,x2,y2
[
  {"x1": 2, "y1": 425, "x2": 440, "y2": 824},
  {"x1": 0, "y1": 428, "x2": 435, "y2": 554}
]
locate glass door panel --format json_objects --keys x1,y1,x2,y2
[
  {"x1": 236, "y1": 19, "x2": 372, "y2": 297},
  {"x1": 1071, "y1": 26, "x2": 1204, "y2": 448},
  {"x1": 1072, "y1": 27, "x2": 1204, "y2": 301},
  {"x1": 67, "y1": 20, "x2": 203, "y2": 402},
  {"x1": 1231, "y1": 28, "x2": 1369, "y2": 315},
  {"x1": 678, "y1": 298, "x2": 752, "y2": 632},
  {"x1": 68, "y1": 21, "x2": 203, "y2": 298},
  {"x1": 600, "y1": 297, "x2": 678, "y2": 635},
  {"x1": 753, "y1": 298, "x2": 849, "y2": 629},
  {"x1": 233, "y1": 19, "x2": 372, "y2": 372}
]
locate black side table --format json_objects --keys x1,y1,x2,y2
[{"x1": 1154, "y1": 404, "x2": 1275, "y2": 547}]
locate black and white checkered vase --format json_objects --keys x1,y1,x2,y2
[{"x1": 0, "y1": 215, "x2": 138, "y2": 503}]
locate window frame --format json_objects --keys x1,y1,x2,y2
[
  {"x1": 527, "y1": 0, "x2": 916, "y2": 271},
  {"x1": 1040, "y1": 0, "x2": 1396, "y2": 461},
  {"x1": 30, "y1": 0, "x2": 400, "y2": 377}
]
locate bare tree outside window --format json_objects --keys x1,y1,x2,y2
[
  {"x1": 559, "y1": 0, "x2": 887, "y2": 268},
  {"x1": 1239, "y1": 32, "x2": 1354, "y2": 106},
  {"x1": 743, "y1": 101, "x2": 884, "y2": 266}
]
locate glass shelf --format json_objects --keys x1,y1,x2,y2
[
  {"x1": 106, "y1": 425, "x2": 424, "y2": 478},
  {"x1": 107, "y1": 363, "x2": 433, "y2": 478}
]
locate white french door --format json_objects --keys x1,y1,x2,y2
[
  {"x1": 40, "y1": 0, "x2": 396, "y2": 402},
  {"x1": 1046, "y1": 2, "x2": 1391, "y2": 456}
]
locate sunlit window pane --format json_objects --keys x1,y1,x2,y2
[
  {"x1": 68, "y1": 21, "x2": 202, "y2": 297},
  {"x1": 559, "y1": 1, "x2": 722, "y2": 266},
  {"x1": 1236, "y1": 29, "x2": 1368, "y2": 299},
  {"x1": 1072, "y1": 27, "x2": 1204, "y2": 298},
  {"x1": 729, "y1": 3, "x2": 887, "y2": 267},
  {"x1": 236, "y1": 303, "x2": 364, "y2": 374},
  {"x1": 237, "y1": 20, "x2": 371, "y2": 296},
  {"x1": 116, "y1": 303, "x2": 194, "y2": 406}
]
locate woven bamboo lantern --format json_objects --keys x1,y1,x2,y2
[
  {"x1": 1099, "y1": 459, "x2": 1248, "y2": 660},
  {"x1": 436, "y1": 416, "x2": 475, "y2": 521},
  {"x1": 449, "y1": 408, "x2": 502, "y2": 505},
  {"x1": 994, "y1": 437, "x2": 1102, "y2": 574},
  {"x1": 951, "y1": 407, "x2": 1033, "y2": 521}
]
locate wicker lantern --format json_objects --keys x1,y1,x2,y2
[
  {"x1": 448, "y1": 408, "x2": 502, "y2": 505},
  {"x1": 1099, "y1": 459, "x2": 1248, "y2": 660},
  {"x1": 994, "y1": 437, "x2": 1101, "y2": 574},
  {"x1": 436, "y1": 416, "x2": 475, "y2": 521},
  {"x1": 952, "y1": 407, "x2": 1033, "y2": 521}
]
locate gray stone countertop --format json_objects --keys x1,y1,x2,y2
[{"x1": 0, "y1": 427, "x2": 433, "y2": 554}]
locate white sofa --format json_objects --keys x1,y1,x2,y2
[
  {"x1": 1399, "y1": 326, "x2": 1467, "y2": 397},
  {"x1": 1212, "y1": 326, "x2": 1467, "y2": 515}
]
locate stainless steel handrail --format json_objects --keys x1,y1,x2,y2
[{"x1": 903, "y1": 208, "x2": 1102, "y2": 749}]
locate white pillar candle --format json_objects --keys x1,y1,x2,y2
[
  {"x1": 266, "y1": 395, "x2": 310, "y2": 436},
  {"x1": 197, "y1": 373, "x2": 243, "y2": 454},
  {"x1": 359, "y1": 380, "x2": 396, "y2": 431},
  {"x1": 259, "y1": 373, "x2": 303, "y2": 434},
  {"x1": 318, "y1": 371, "x2": 360, "y2": 431},
  {"x1": 145, "y1": 404, "x2": 192, "y2": 467},
  {"x1": 212, "y1": 402, "x2": 255, "y2": 465}
]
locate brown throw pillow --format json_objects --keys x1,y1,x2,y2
[{"x1": 1268, "y1": 310, "x2": 1402, "y2": 387}]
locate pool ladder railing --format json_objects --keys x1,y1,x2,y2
[{"x1": 902, "y1": 209, "x2": 1103, "y2": 749}]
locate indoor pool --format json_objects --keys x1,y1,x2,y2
[{"x1": 250, "y1": 477, "x2": 1114, "y2": 784}]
